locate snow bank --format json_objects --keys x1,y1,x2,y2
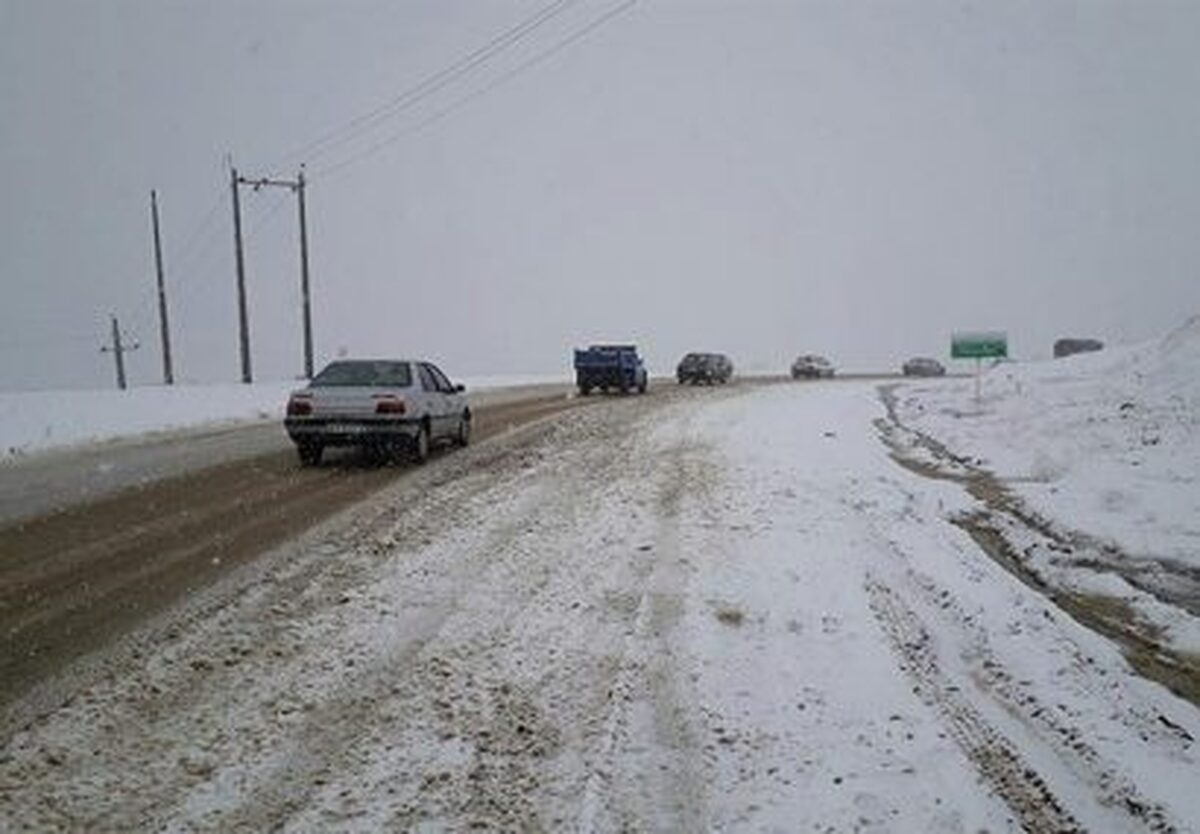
[
  {"x1": 0, "y1": 373, "x2": 570, "y2": 461},
  {"x1": 899, "y1": 315, "x2": 1200, "y2": 565},
  {"x1": 0, "y1": 382, "x2": 296, "y2": 461}
]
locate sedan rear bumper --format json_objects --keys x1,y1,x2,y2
[{"x1": 284, "y1": 417, "x2": 421, "y2": 447}]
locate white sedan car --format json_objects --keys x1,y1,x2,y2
[{"x1": 284, "y1": 359, "x2": 470, "y2": 466}]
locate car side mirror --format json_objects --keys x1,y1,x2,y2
[{"x1": 453, "y1": 384, "x2": 465, "y2": 393}]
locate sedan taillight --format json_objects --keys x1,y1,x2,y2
[
  {"x1": 374, "y1": 395, "x2": 406, "y2": 415},
  {"x1": 287, "y1": 396, "x2": 313, "y2": 416}
]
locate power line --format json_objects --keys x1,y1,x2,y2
[
  {"x1": 170, "y1": 187, "x2": 228, "y2": 269},
  {"x1": 146, "y1": 1, "x2": 636, "y2": 301},
  {"x1": 245, "y1": 190, "x2": 293, "y2": 239},
  {"x1": 278, "y1": 0, "x2": 581, "y2": 168},
  {"x1": 155, "y1": 190, "x2": 290, "y2": 338},
  {"x1": 312, "y1": 0, "x2": 639, "y2": 180},
  {"x1": 119, "y1": 183, "x2": 230, "y2": 363}
]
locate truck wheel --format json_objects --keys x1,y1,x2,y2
[
  {"x1": 638, "y1": 380, "x2": 647, "y2": 394},
  {"x1": 580, "y1": 385, "x2": 592, "y2": 396},
  {"x1": 297, "y1": 442, "x2": 323, "y2": 467}
]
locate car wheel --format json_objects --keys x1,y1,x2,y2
[
  {"x1": 297, "y1": 441, "x2": 323, "y2": 467},
  {"x1": 411, "y1": 424, "x2": 430, "y2": 464},
  {"x1": 363, "y1": 442, "x2": 389, "y2": 466},
  {"x1": 456, "y1": 412, "x2": 472, "y2": 447}
]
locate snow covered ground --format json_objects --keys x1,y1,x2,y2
[
  {"x1": 897, "y1": 316, "x2": 1200, "y2": 570},
  {"x1": 0, "y1": 373, "x2": 570, "y2": 461},
  {"x1": 3, "y1": 379, "x2": 1196, "y2": 831},
  {"x1": 891, "y1": 317, "x2": 1200, "y2": 658}
]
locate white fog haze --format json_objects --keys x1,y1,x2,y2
[{"x1": 3, "y1": 0, "x2": 1199, "y2": 391}]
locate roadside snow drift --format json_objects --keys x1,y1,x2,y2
[{"x1": 897, "y1": 316, "x2": 1200, "y2": 571}]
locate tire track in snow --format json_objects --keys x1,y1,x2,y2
[
  {"x1": 893, "y1": 562, "x2": 1182, "y2": 833},
  {"x1": 865, "y1": 576, "x2": 1085, "y2": 833},
  {"x1": 211, "y1": 412, "x2": 650, "y2": 830},
  {"x1": 875, "y1": 383, "x2": 1200, "y2": 708},
  {"x1": 238, "y1": 391, "x2": 722, "y2": 830},
  {"x1": 841, "y1": 436, "x2": 1189, "y2": 832},
  {"x1": 577, "y1": 432, "x2": 715, "y2": 833}
]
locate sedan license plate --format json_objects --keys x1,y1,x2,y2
[{"x1": 327, "y1": 423, "x2": 365, "y2": 434}]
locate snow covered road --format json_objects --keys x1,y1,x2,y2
[{"x1": 2, "y1": 381, "x2": 1197, "y2": 831}]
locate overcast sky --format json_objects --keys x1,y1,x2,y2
[{"x1": 3, "y1": 0, "x2": 1199, "y2": 391}]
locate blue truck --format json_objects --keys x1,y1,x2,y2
[{"x1": 573, "y1": 344, "x2": 648, "y2": 395}]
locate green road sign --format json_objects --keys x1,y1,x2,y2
[{"x1": 951, "y1": 331, "x2": 1008, "y2": 359}]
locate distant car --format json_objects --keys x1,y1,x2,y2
[
  {"x1": 791, "y1": 354, "x2": 834, "y2": 379},
  {"x1": 902, "y1": 357, "x2": 946, "y2": 377},
  {"x1": 1053, "y1": 338, "x2": 1104, "y2": 358},
  {"x1": 284, "y1": 359, "x2": 470, "y2": 466},
  {"x1": 677, "y1": 352, "x2": 733, "y2": 385}
]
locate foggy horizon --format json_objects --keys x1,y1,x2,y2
[{"x1": 4, "y1": 1, "x2": 1200, "y2": 391}]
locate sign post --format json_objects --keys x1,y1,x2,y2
[{"x1": 951, "y1": 331, "x2": 1008, "y2": 411}]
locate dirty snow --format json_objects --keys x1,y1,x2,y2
[{"x1": 2, "y1": 380, "x2": 1196, "y2": 831}]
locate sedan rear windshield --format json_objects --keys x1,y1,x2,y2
[{"x1": 311, "y1": 361, "x2": 412, "y2": 388}]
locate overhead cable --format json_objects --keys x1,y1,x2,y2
[
  {"x1": 312, "y1": 0, "x2": 638, "y2": 180},
  {"x1": 279, "y1": 0, "x2": 582, "y2": 167}
]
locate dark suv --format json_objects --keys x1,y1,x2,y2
[{"x1": 676, "y1": 352, "x2": 733, "y2": 385}]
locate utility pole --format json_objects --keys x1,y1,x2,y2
[
  {"x1": 150, "y1": 190, "x2": 174, "y2": 385},
  {"x1": 234, "y1": 168, "x2": 315, "y2": 379},
  {"x1": 297, "y1": 167, "x2": 314, "y2": 379},
  {"x1": 101, "y1": 315, "x2": 139, "y2": 391},
  {"x1": 230, "y1": 164, "x2": 252, "y2": 384}
]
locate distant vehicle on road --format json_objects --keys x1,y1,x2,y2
[
  {"x1": 1054, "y1": 338, "x2": 1104, "y2": 358},
  {"x1": 791, "y1": 354, "x2": 835, "y2": 379},
  {"x1": 902, "y1": 357, "x2": 946, "y2": 377},
  {"x1": 677, "y1": 352, "x2": 733, "y2": 385},
  {"x1": 284, "y1": 359, "x2": 470, "y2": 466},
  {"x1": 574, "y1": 344, "x2": 648, "y2": 395}
]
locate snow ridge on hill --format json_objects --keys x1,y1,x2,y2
[{"x1": 900, "y1": 313, "x2": 1200, "y2": 570}]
